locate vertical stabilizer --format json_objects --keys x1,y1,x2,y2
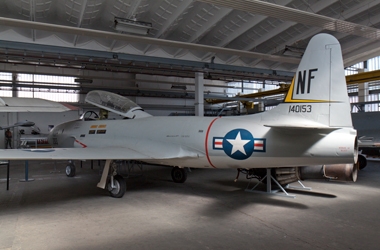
[{"x1": 264, "y1": 33, "x2": 352, "y2": 128}]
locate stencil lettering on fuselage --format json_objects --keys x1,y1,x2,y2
[{"x1": 213, "y1": 129, "x2": 266, "y2": 160}]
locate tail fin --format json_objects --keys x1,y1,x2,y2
[{"x1": 263, "y1": 33, "x2": 352, "y2": 128}]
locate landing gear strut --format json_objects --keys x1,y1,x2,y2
[
  {"x1": 97, "y1": 160, "x2": 127, "y2": 198},
  {"x1": 171, "y1": 167, "x2": 187, "y2": 183},
  {"x1": 65, "y1": 161, "x2": 76, "y2": 177}
]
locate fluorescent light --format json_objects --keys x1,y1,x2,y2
[
  {"x1": 171, "y1": 85, "x2": 187, "y2": 90},
  {"x1": 282, "y1": 45, "x2": 304, "y2": 57},
  {"x1": 75, "y1": 78, "x2": 93, "y2": 84},
  {"x1": 114, "y1": 17, "x2": 152, "y2": 36}
]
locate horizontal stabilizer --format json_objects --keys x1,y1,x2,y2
[
  {"x1": 264, "y1": 118, "x2": 338, "y2": 130},
  {"x1": 264, "y1": 124, "x2": 339, "y2": 130}
]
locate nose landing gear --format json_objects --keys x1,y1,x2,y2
[
  {"x1": 171, "y1": 167, "x2": 187, "y2": 183},
  {"x1": 107, "y1": 175, "x2": 126, "y2": 198}
]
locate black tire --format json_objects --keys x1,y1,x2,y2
[
  {"x1": 358, "y1": 154, "x2": 367, "y2": 170},
  {"x1": 108, "y1": 175, "x2": 126, "y2": 198},
  {"x1": 171, "y1": 167, "x2": 187, "y2": 183},
  {"x1": 66, "y1": 163, "x2": 76, "y2": 177}
]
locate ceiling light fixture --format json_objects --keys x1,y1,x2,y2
[
  {"x1": 171, "y1": 85, "x2": 187, "y2": 90},
  {"x1": 282, "y1": 45, "x2": 305, "y2": 58},
  {"x1": 114, "y1": 17, "x2": 152, "y2": 36},
  {"x1": 75, "y1": 78, "x2": 93, "y2": 84}
]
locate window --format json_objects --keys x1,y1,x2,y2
[
  {"x1": 0, "y1": 72, "x2": 12, "y2": 97},
  {"x1": 227, "y1": 80, "x2": 281, "y2": 97},
  {"x1": 346, "y1": 56, "x2": 380, "y2": 112},
  {"x1": 0, "y1": 73, "x2": 79, "y2": 102}
]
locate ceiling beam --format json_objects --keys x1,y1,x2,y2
[
  {"x1": 0, "y1": 40, "x2": 294, "y2": 80},
  {"x1": 245, "y1": 0, "x2": 380, "y2": 68},
  {"x1": 225, "y1": 0, "x2": 338, "y2": 64},
  {"x1": 0, "y1": 17, "x2": 300, "y2": 64},
  {"x1": 143, "y1": 0, "x2": 193, "y2": 53},
  {"x1": 197, "y1": 0, "x2": 380, "y2": 39},
  {"x1": 30, "y1": 0, "x2": 36, "y2": 42},
  {"x1": 174, "y1": 6, "x2": 233, "y2": 57},
  {"x1": 154, "y1": 1, "x2": 193, "y2": 39},
  {"x1": 73, "y1": 0, "x2": 88, "y2": 46},
  {"x1": 200, "y1": 0, "x2": 293, "y2": 61}
]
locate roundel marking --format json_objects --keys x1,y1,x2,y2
[{"x1": 222, "y1": 129, "x2": 254, "y2": 160}]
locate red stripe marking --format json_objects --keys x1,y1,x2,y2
[
  {"x1": 215, "y1": 142, "x2": 223, "y2": 145},
  {"x1": 254, "y1": 143, "x2": 263, "y2": 147},
  {"x1": 75, "y1": 139, "x2": 87, "y2": 148},
  {"x1": 205, "y1": 117, "x2": 221, "y2": 168}
]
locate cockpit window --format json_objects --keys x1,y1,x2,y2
[
  {"x1": 85, "y1": 90, "x2": 152, "y2": 119},
  {"x1": 86, "y1": 90, "x2": 139, "y2": 114},
  {"x1": 80, "y1": 111, "x2": 99, "y2": 121}
]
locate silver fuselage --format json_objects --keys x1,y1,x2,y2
[{"x1": 48, "y1": 114, "x2": 357, "y2": 169}]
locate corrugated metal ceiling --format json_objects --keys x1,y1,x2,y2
[{"x1": 0, "y1": 0, "x2": 379, "y2": 77}]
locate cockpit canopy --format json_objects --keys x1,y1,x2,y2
[{"x1": 85, "y1": 90, "x2": 151, "y2": 119}]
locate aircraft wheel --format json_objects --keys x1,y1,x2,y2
[
  {"x1": 108, "y1": 175, "x2": 126, "y2": 198},
  {"x1": 358, "y1": 154, "x2": 367, "y2": 170},
  {"x1": 171, "y1": 167, "x2": 187, "y2": 183},
  {"x1": 65, "y1": 163, "x2": 76, "y2": 177}
]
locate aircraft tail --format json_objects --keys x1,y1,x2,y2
[{"x1": 263, "y1": 33, "x2": 352, "y2": 129}]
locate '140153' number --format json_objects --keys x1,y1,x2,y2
[{"x1": 288, "y1": 105, "x2": 312, "y2": 113}]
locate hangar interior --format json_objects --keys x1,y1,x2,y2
[
  {"x1": 0, "y1": 0, "x2": 379, "y2": 134},
  {"x1": 1, "y1": 0, "x2": 380, "y2": 249}
]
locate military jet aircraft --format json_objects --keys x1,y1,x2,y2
[{"x1": 0, "y1": 33, "x2": 358, "y2": 198}]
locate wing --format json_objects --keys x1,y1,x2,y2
[
  {"x1": 0, "y1": 146, "x2": 203, "y2": 161},
  {"x1": 0, "y1": 97, "x2": 75, "y2": 112}
]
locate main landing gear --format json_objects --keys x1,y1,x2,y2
[
  {"x1": 96, "y1": 160, "x2": 126, "y2": 198},
  {"x1": 107, "y1": 174, "x2": 126, "y2": 198},
  {"x1": 171, "y1": 167, "x2": 187, "y2": 183},
  {"x1": 65, "y1": 161, "x2": 76, "y2": 177},
  {"x1": 65, "y1": 160, "x2": 127, "y2": 198},
  {"x1": 96, "y1": 162, "x2": 188, "y2": 198}
]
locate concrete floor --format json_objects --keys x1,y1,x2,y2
[{"x1": 1, "y1": 160, "x2": 380, "y2": 250}]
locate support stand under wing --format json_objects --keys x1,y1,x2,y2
[
  {"x1": 245, "y1": 169, "x2": 311, "y2": 198},
  {"x1": 97, "y1": 159, "x2": 112, "y2": 189}
]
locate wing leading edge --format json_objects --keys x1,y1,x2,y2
[{"x1": 0, "y1": 146, "x2": 202, "y2": 161}]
